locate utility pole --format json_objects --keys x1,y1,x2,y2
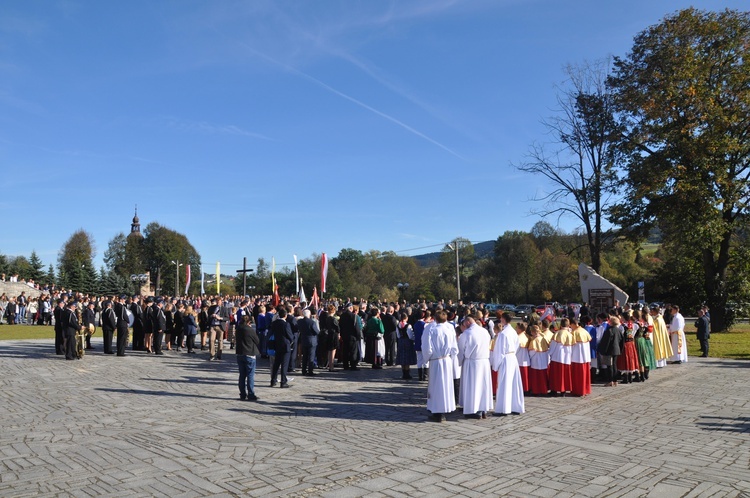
[{"x1": 448, "y1": 241, "x2": 461, "y2": 304}]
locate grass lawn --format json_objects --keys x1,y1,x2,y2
[
  {"x1": 2, "y1": 321, "x2": 748, "y2": 359},
  {"x1": 0, "y1": 324, "x2": 58, "y2": 340}
]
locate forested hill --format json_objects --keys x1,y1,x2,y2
[{"x1": 412, "y1": 240, "x2": 495, "y2": 267}]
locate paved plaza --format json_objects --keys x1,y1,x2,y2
[{"x1": 1, "y1": 338, "x2": 749, "y2": 497}]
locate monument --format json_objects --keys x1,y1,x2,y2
[{"x1": 578, "y1": 263, "x2": 629, "y2": 315}]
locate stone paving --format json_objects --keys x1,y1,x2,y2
[{"x1": 1, "y1": 338, "x2": 749, "y2": 497}]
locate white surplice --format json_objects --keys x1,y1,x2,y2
[
  {"x1": 490, "y1": 324, "x2": 525, "y2": 414},
  {"x1": 423, "y1": 321, "x2": 459, "y2": 414},
  {"x1": 457, "y1": 324, "x2": 493, "y2": 415}
]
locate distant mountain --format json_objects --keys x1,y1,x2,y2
[{"x1": 412, "y1": 240, "x2": 495, "y2": 267}]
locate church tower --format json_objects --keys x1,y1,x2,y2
[{"x1": 129, "y1": 206, "x2": 143, "y2": 238}]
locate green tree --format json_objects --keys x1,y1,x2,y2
[
  {"x1": 58, "y1": 229, "x2": 96, "y2": 291},
  {"x1": 493, "y1": 231, "x2": 540, "y2": 303},
  {"x1": 28, "y1": 251, "x2": 45, "y2": 282},
  {"x1": 516, "y1": 59, "x2": 622, "y2": 273},
  {"x1": 608, "y1": 8, "x2": 750, "y2": 331},
  {"x1": 9, "y1": 256, "x2": 31, "y2": 281},
  {"x1": 104, "y1": 233, "x2": 127, "y2": 277},
  {"x1": 46, "y1": 264, "x2": 56, "y2": 286},
  {"x1": 142, "y1": 222, "x2": 201, "y2": 297},
  {"x1": 0, "y1": 253, "x2": 8, "y2": 278}
]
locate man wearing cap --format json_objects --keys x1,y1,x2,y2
[
  {"x1": 101, "y1": 300, "x2": 117, "y2": 355},
  {"x1": 114, "y1": 296, "x2": 130, "y2": 356},
  {"x1": 82, "y1": 301, "x2": 97, "y2": 350},
  {"x1": 63, "y1": 301, "x2": 82, "y2": 360}
]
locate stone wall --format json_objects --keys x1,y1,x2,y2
[{"x1": 0, "y1": 282, "x2": 44, "y2": 299}]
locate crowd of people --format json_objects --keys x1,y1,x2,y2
[{"x1": 1, "y1": 288, "x2": 703, "y2": 421}]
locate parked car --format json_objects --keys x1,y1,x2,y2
[{"x1": 514, "y1": 304, "x2": 536, "y2": 320}]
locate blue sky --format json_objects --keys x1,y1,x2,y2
[{"x1": 1, "y1": 0, "x2": 745, "y2": 273}]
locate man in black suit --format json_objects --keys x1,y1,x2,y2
[
  {"x1": 298, "y1": 309, "x2": 320, "y2": 376},
  {"x1": 101, "y1": 300, "x2": 117, "y2": 354},
  {"x1": 53, "y1": 298, "x2": 66, "y2": 355},
  {"x1": 63, "y1": 301, "x2": 81, "y2": 360},
  {"x1": 152, "y1": 299, "x2": 167, "y2": 356},
  {"x1": 695, "y1": 308, "x2": 710, "y2": 357},
  {"x1": 382, "y1": 305, "x2": 399, "y2": 366},
  {"x1": 285, "y1": 304, "x2": 300, "y2": 372},
  {"x1": 82, "y1": 301, "x2": 96, "y2": 350},
  {"x1": 270, "y1": 307, "x2": 294, "y2": 387},
  {"x1": 130, "y1": 298, "x2": 144, "y2": 351},
  {"x1": 114, "y1": 296, "x2": 130, "y2": 356},
  {"x1": 339, "y1": 303, "x2": 361, "y2": 370}
]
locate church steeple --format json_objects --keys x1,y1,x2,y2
[{"x1": 129, "y1": 205, "x2": 143, "y2": 238}]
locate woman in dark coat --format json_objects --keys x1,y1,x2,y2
[
  {"x1": 597, "y1": 315, "x2": 624, "y2": 386},
  {"x1": 321, "y1": 304, "x2": 340, "y2": 371}
]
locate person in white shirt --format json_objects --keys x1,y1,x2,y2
[
  {"x1": 422, "y1": 310, "x2": 459, "y2": 422},
  {"x1": 490, "y1": 312, "x2": 525, "y2": 415},
  {"x1": 457, "y1": 317, "x2": 493, "y2": 419}
]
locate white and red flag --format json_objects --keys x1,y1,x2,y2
[
  {"x1": 184, "y1": 265, "x2": 191, "y2": 295},
  {"x1": 320, "y1": 253, "x2": 328, "y2": 294}
]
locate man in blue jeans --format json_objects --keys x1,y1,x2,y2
[{"x1": 235, "y1": 314, "x2": 260, "y2": 401}]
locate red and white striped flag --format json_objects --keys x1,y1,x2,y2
[
  {"x1": 310, "y1": 286, "x2": 319, "y2": 310},
  {"x1": 320, "y1": 253, "x2": 328, "y2": 294}
]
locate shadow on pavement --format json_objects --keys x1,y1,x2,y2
[
  {"x1": 696, "y1": 415, "x2": 750, "y2": 433},
  {"x1": 96, "y1": 386, "x2": 229, "y2": 401},
  {"x1": 227, "y1": 383, "x2": 431, "y2": 423}
]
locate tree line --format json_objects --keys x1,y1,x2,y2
[{"x1": 2, "y1": 8, "x2": 748, "y2": 331}]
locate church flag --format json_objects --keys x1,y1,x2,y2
[
  {"x1": 310, "y1": 286, "x2": 319, "y2": 310},
  {"x1": 216, "y1": 262, "x2": 220, "y2": 295},
  {"x1": 185, "y1": 265, "x2": 191, "y2": 295},
  {"x1": 321, "y1": 253, "x2": 328, "y2": 294}
]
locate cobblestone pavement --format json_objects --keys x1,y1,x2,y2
[{"x1": 1, "y1": 338, "x2": 749, "y2": 497}]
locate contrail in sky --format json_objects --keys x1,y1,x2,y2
[{"x1": 237, "y1": 41, "x2": 465, "y2": 160}]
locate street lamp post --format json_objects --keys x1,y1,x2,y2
[{"x1": 130, "y1": 274, "x2": 148, "y2": 297}]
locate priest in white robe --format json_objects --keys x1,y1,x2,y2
[
  {"x1": 457, "y1": 317, "x2": 493, "y2": 419},
  {"x1": 490, "y1": 312, "x2": 525, "y2": 415},
  {"x1": 668, "y1": 305, "x2": 689, "y2": 364},
  {"x1": 422, "y1": 310, "x2": 459, "y2": 422}
]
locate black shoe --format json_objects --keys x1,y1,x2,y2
[
  {"x1": 350, "y1": 367, "x2": 360, "y2": 371},
  {"x1": 246, "y1": 395, "x2": 258, "y2": 401},
  {"x1": 117, "y1": 354, "x2": 126, "y2": 357},
  {"x1": 105, "y1": 352, "x2": 115, "y2": 355},
  {"x1": 155, "y1": 351, "x2": 164, "y2": 355},
  {"x1": 280, "y1": 384, "x2": 291, "y2": 388},
  {"x1": 270, "y1": 382, "x2": 277, "y2": 387},
  {"x1": 239, "y1": 396, "x2": 246, "y2": 401}
]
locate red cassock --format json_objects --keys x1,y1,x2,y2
[
  {"x1": 548, "y1": 361, "x2": 572, "y2": 392},
  {"x1": 528, "y1": 368, "x2": 549, "y2": 395},
  {"x1": 519, "y1": 365, "x2": 529, "y2": 392},
  {"x1": 570, "y1": 362, "x2": 591, "y2": 396}
]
